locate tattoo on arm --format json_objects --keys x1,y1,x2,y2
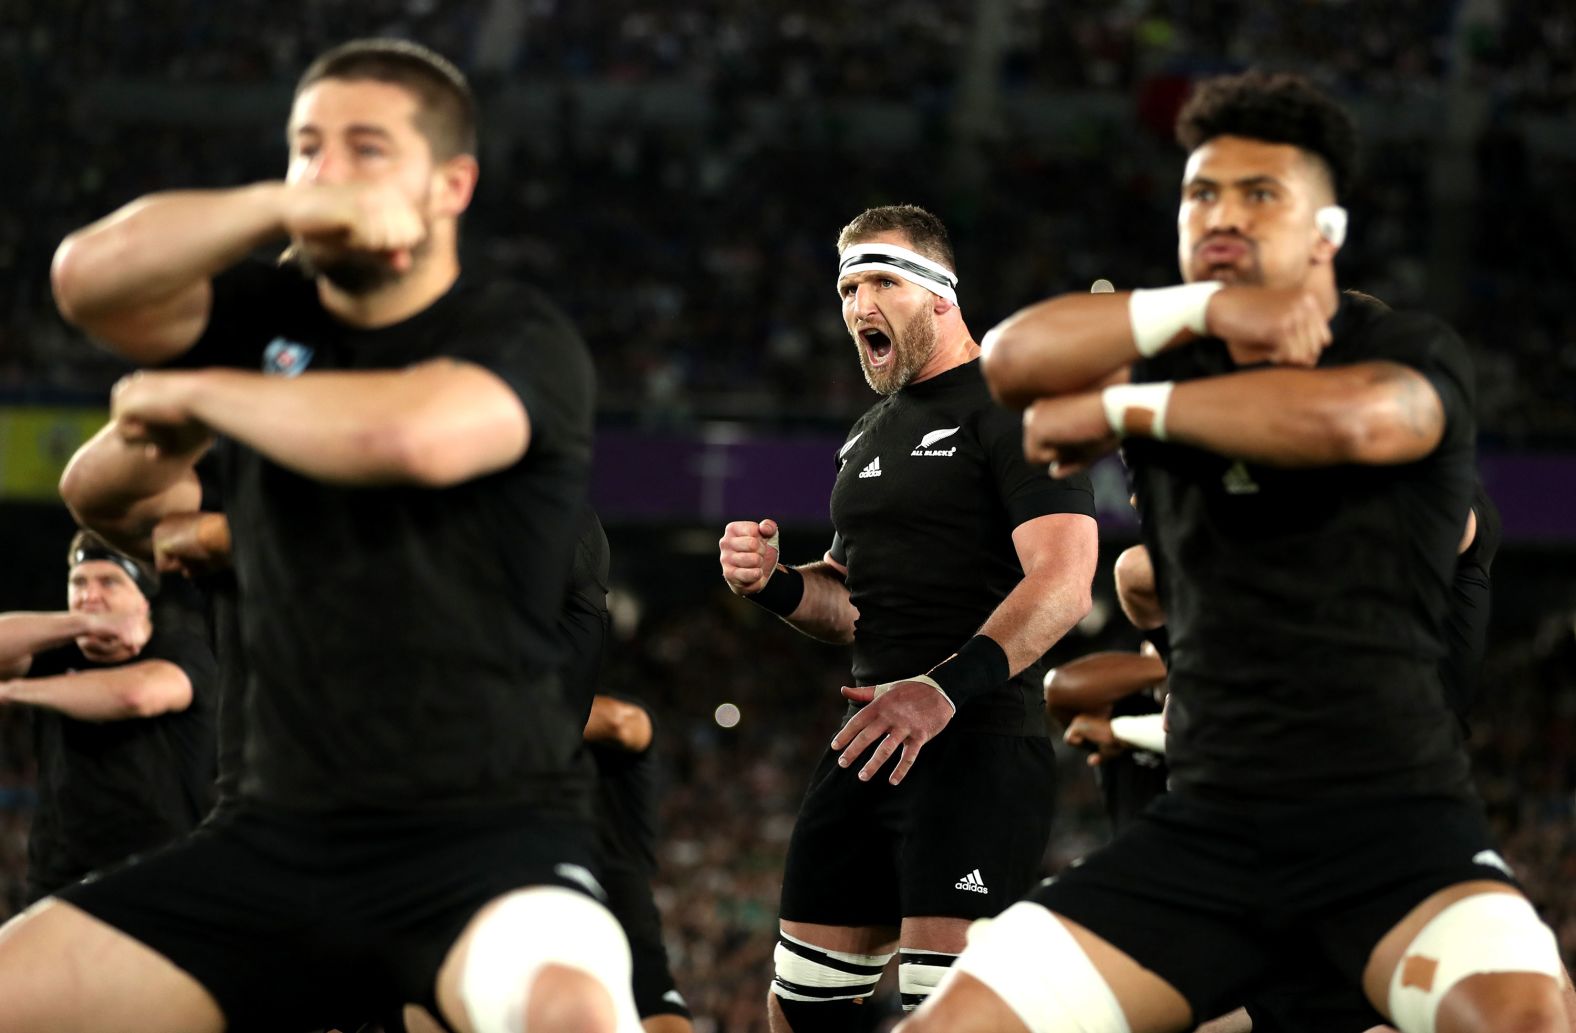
[{"x1": 1374, "y1": 362, "x2": 1443, "y2": 440}]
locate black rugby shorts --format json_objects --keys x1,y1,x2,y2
[
  {"x1": 1029, "y1": 791, "x2": 1517, "y2": 1022},
  {"x1": 56, "y1": 802, "x2": 598, "y2": 1033},
  {"x1": 601, "y1": 866, "x2": 691, "y2": 1019},
  {"x1": 779, "y1": 729, "x2": 1056, "y2": 927}
]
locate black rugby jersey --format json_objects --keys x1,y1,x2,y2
[
  {"x1": 26, "y1": 581, "x2": 218, "y2": 898},
  {"x1": 1126, "y1": 291, "x2": 1477, "y2": 799},
  {"x1": 829, "y1": 359, "x2": 1095, "y2": 736},
  {"x1": 1440, "y1": 482, "x2": 1499, "y2": 722},
  {"x1": 588, "y1": 696, "x2": 661, "y2": 875},
  {"x1": 172, "y1": 262, "x2": 595, "y2": 812}
]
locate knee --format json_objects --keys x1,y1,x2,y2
[
  {"x1": 524, "y1": 964, "x2": 618, "y2": 1033},
  {"x1": 1437, "y1": 974, "x2": 1567, "y2": 1033}
]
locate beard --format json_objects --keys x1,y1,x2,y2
[
  {"x1": 288, "y1": 226, "x2": 434, "y2": 296},
  {"x1": 858, "y1": 308, "x2": 939, "y2": 396}
]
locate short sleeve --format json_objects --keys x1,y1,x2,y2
[
  {"x1": 143, "y1": 582, "x2": 219, "y2": 702},
  {"x1": 828, "y1": 532, "x2": 847, "y2": 567},
  {"x1": 976, "y1": 406, "x2": 1096, "y2": 527},
  {"x1": 447, "y1": 290, "x2": 594, "y2": 457},
  {"x1": 1368, "y1": 313, "x2": 1476, "y2": 449}
]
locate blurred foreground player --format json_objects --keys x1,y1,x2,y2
[
  {"x1": 905, "y1": 71, "x2": 1567, "y2": 1033},
  {"x1": 3, "y1": 37, "x2": 638, "y2": 1033},
  {"x1": 0, "y1": 530, "x2": 215, "y2": 903},
  {"x1": 720, "y1": 205, "x2": 1098, "y2": 1030}
]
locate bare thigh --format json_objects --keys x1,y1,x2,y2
[{"x1": 0, "y1": 898, "x2": 225, "y2": 1033}]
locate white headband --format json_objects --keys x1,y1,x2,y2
[
  {"x1": 1316, "y1": 204, "x2": 1348, "y2": 248},
  {"x1": 837, "y1": 243, "x2": 959, "y2": 305}
]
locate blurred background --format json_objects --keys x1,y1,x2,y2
[{"x1": 1, "y1": 1, "x2": 1574, "y2": 1029}]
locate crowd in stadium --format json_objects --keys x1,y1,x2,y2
[{"x1": 1, "y1": 4, "x2": 1575, "y2": 1032}]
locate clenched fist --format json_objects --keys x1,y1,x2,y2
[
  {"x1": 1207, "y1": 285, "x2": 1334, "y2": 367},
  {"x1": 719, "y1": 518, "x2": 782, "y2": 596}
]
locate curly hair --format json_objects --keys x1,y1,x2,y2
[
  {"x1": 836, "y1": 204, "x2": 956, "y2": 273},
  {"x1": 1175, "y1": 71, "x2": 1357, "y2": 199}
]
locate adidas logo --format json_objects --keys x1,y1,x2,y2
[
  {"x1": 1222, "y1": 460, "x2": 1260, "y2": 495},
  {"x1": 954, "y1": 869, "x2": 988, "y2": 894},
  {"x1": 911, "y1": 427, "x2": 960, "y2": 457},
  {"x1": 662, "y1": 990, "x2": 688, "y2": 1008},
  {"x1": 858, "y1": 457, "x2": 882, "y2": 479}
]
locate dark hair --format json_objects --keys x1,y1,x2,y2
[
  {"x1": 67, "y1": 529, "x2": 158, "y2": 597},
  {"x1": 296, "y1": 38, "x2": 477, "y2": 160},
  {"x1": 1175, "y1": 71, "x2": 1357, "y2": 199},
  {"x1": 836, "y1": 205, "x2": 956, "y2": 273}
]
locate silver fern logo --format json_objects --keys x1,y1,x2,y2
[{"x1": 912, "y1": 427, "x2": 960, "y2": 457}]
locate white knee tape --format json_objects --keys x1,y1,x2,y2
[
  {"x1": 950, "y1": 903, "x2": 1132, "y2": 1033},
  {"x1": 772, "y1": 930, "x2": 893, "y2": 1002},
  {"x1": 460, "y1": 887, "x2": 641, "y2": 1033},
  {"x1": 899, "y1": 949, "x2": 957, "y2": 1010},
  {"x1": 1387, "y1": 892, "x2": 1562, "y2": 1033}
]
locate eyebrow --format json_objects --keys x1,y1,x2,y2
[
  {"x1": 290, "y1": 123, "x2": 395, "y2": 140},
  {"x1": 1185, "y1": 174, "x2": 1285, "y2": 192}
]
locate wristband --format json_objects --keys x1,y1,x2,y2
[
  {"x1": 1127, "y1": 282, "x2": 1222, "y2": 357},
  {"x1": 1101, "y1": 382, "x2": 1175, "y2": 440},
  {"x1": 747, "y1": 564, "x2": 804, "y2": 616},
  {"x1": 926, "y1": 635, "x2": 1010, "y2": 711},
  {"x1": 1109, "y1": 713, "x2": 1167, "y2": 754}
]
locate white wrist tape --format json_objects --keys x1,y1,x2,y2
[
  {"x1": 1109, "y1": 713, "x2": 1167, "y2": 755},
  {"x1": 1127, "y1": 282, "x2": 1222, "y2": 357},
  {"x1": 872, "y1": 674, "x2": 955, "y2": 713},
  {"x1": 1101, "y1": 382, "x2": 1175, "y2": 440}
]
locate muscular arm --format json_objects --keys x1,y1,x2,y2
[
  {"x1": 0, "y1": 659, "x2": 193, "y2": 722},
  {"x1": 781, "y1": 557, "x2": 859, "y2": 646},
  {"x1": 974, "y1": 513, "x2": 1098, "y2": 676},
  {"x1": 1044, "y1": 651, "x2": 1169, "y2": 725},
  {"x1": 123, "y1": 362, "x2": 530, "y2": 488},
  {"x1": 1153, "y1": 361, "x2": 1446, "y2": 466},
  {"x1": 981, "y1": 293, "x2": 1142, "y2": 408},
  {"x1": 583, "y1": 695, "x2": 653, "y2": 753},
  {"x1": 58, "y1": 422, "x2": 205, "y2": 560},
  {"x1": 0, "y1": 613, "x2": 98, "y2": 679},
  {"x1": 50, "y1": 185, "x2": 294, "y2": 363},
  {"x1": 1113, "y1": 544, "x2": 1165, "y2": 630}
]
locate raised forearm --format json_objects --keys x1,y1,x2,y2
[
  {"x1": 1151, "y1": 363, "x2": 1443, "y2": 467},
  {"x1": 59, "y1": 422, "x2": 205, "y2": 558},
  {"x1": 0, "y1": 613, "x2": 89, "y2": 671},
  {"x1": 982, "y1": 294, "x2": 1144, "y2": 408},
  {"x1": 782, "y1": 563, "x2": 859, "y2": 645},
  {"x1": 1045, "y1": 652, "x2": 1169, "y2": 715},
  {"x1": 0, "y1": 661, "x2": 190, "y2": 722},
  {"x1": 52, "y1": 185, "x2": 290, "y2": 355},
  {"x1": 183, "y1": 365, "x2": 521, "y2": 487}
]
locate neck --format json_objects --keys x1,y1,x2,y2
[
  {"x1": 317, "y1": 250, "x2": 461, "y2": 330},
  {"x1": 911, "y1": 321, "x2": 980, "y2": 384}
]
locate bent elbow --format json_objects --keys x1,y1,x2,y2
[
  {"x1": 51, "y1": 235, "x2": 89, "y2": 327},
  {"x1": 979, "y1": 327, "x2": 1037, "y2": 410},
  {"x1": 122, "y1": 681, "x2": 188, "y2": 719}
]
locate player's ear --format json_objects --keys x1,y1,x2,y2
[{"x1": 432, "y1": 154, "x2": 478, "y2": 219}]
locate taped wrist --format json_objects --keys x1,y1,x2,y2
[
  {"x1": 1101, "y1": 382, "x2": 1175, "y2": 440},
  {"x1": 749, "y1": 564, "x2": 804, "y2": 616},
  {"x1": 1127, "y1": 282, "x2": 1222, "y2": 357},
  {"x1": 927, "y1": 635, "x2": 1010, "y2": 711}
]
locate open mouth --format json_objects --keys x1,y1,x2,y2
[{"x1": 861, "y1": 327, "x2": 893, "y2": 367}]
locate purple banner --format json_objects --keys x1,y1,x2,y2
[{"x1": 592, "y1": 426, "x2": 1576, "y2": 542}]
